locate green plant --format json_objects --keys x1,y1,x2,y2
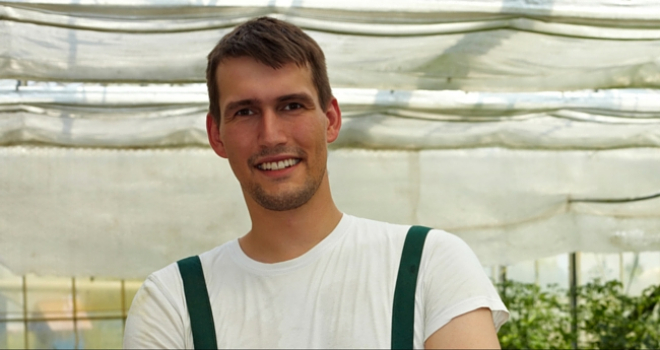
[
  {"x1": 577, "y1": 280, "x2": 660, "y2": 349},
  {"x1": 497, "y1": 280, "x2": 660, "y2": 349},
  {"x1": 497, "y1": 281, "x2": 572, "y2": 349}
]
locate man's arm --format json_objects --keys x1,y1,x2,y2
[
  {"x1": 418, "y1": 231, "x2": 508, "y2": 349},
  {"x1": 424, "y1": 308, "x2": 500, "y2": 349},
  {"x1": 124, "y1": 271, "x2": 188, "y2": 349}
]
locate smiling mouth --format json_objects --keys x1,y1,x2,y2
[{"x1": 256, "y1": 158, "x2": 301, "y2": 171}]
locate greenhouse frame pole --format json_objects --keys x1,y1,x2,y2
[{"x1": 569, "y1": 252, "x2": 578, "y2": 350}]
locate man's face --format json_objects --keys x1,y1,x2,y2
[{"x1": 208, "y1": 57, "x2": 341, "y2": 211}]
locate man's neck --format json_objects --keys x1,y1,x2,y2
[{"x1": 238, "y1": 175, "x2": 342, "y2": 263}]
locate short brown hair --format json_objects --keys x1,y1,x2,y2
[{"x1": 206, "y1": 17, "x2": 332, "y2": 123}]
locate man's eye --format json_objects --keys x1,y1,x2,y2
[
  {"x1": 283, "y1": 103, "x2": 303, "y2": 111},
  {"x1": 236, "y1": 109, "x2": 254, "y2": 116}
]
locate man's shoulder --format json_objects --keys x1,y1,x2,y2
[
  {"x1": 197, "y1": 238, "x2": 237, "y2": 267},
  {"x1": 346, "y1": 214, "x2": 409, "y2": 235},
  {"x1": 347, "y1": 214, "x2": 460, "y2": 246},
  {"x1": 145, "y1": 239, "x2": 237, "y2": 292}
]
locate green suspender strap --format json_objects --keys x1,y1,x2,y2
[
  {"x1": 391, "y1": 225, "x2": 431, "y2": 350},
  {"x1": 177, "y1": 256, "x2": 218, "y2": 350}
]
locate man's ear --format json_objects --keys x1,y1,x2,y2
[
  {"x1": 206, "y1": 113, "x2": 228, "y2": 158},
  {"x1": 325, "y1": 98, "x2": 342, "y2": 143}
]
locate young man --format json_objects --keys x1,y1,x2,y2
[{"x1": 124, "y1": 17, "x2": 508, "y2": 349}]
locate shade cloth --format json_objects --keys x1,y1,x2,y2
[
  {"x1": 3, "y1": 1, "x2": 660, "y2": 90},
  {"x1": 1, "y1": 146, "x2": 659, "y2": 278},
  {"x1": 1, "y1": 0, "x2": 660, "y2": 278},
  {"x1": 2, "y1": 84, "x2": 659, "y2": 149}
]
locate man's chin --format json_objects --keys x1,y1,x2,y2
[
  {"x1": 253, "y1": 195, "x2": 308, "y2": 212},
  {"x1": 250, "y1": 184, "x2": 317, "y2": 212}
]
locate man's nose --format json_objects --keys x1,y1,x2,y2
[{"x1": 258, "y1": 109, "x2": 287, "y2": 147}]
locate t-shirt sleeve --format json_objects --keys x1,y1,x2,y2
[
  {"x1": 420, "y1": 230, "x2": 509, "y2": 341},
  {"x1": 123, "y1": 265, "x2": 189, "y2": 349}
]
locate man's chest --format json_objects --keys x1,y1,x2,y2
[{"x1": 206, "y1": 257, "x2": 397, "y2": 348}]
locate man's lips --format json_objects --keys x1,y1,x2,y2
[{"x1": 255, "y1": 157, "x2": 302, "y2": 171}]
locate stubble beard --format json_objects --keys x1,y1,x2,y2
[
  {"x1": 250, "y1": 168, "x2": 324, "y2": 211},
  {"x1": 247, "y1": 146, "x2": 326, "y2": 211}
]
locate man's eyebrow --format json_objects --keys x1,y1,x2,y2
[{"x1": 277, "y1": 93, "x2": 315, "y2": 105}]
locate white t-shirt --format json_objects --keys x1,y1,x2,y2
[{"x1": 124, "y1": 214, "x2": 508, "y2": 349}]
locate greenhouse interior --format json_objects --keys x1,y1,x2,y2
[{"x1": 1, "y1": 0, "x2": 660, "y2": 348}]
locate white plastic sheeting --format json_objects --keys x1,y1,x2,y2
[
  {"x1": 2, "y1": 84, "x2": 660, "y2": 149},
  {"x1": 2, "y1": 0, "x2": 660, "y2": 278},
  {"x1": 0, "y1": 146, "x2": 658, "y2": 278},
  {"x1": 3, "y1": 1, "x2": 660, "y2": 90}
]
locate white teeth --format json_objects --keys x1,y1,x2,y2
[{"x1": 257, "y1": 158, "x2": 300, "y2": 171}]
